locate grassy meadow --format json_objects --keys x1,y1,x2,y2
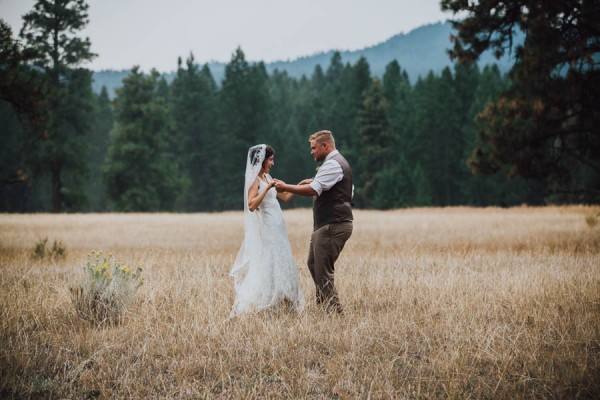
[{"x1": 1, "y1": 206, "x2": 599, "y2": 399}]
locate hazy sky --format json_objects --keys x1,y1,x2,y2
[{"x1": 1, "y1": 0, "x2": 451, "y2": 72}]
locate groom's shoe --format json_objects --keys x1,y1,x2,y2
[
  {"x1": 320, "y1": 297, "x2": 344, "y2": 315},
  {"x1": 329, "y1": 304, "x2": 344, "y2": 316}
]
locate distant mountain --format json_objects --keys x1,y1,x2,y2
[{"x1": 92, "y1": 21, "x2": 520, "y2": 98}]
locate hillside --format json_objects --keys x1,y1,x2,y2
[{"x1": 92, "y1": 21, "x2": 519, "y2": 98}]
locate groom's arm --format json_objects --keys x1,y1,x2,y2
[{"x1": 274, "y1": 179, "x2": 317, "y2": 197}]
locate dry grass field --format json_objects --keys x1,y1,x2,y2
[{"x1": 1, "y1": 206, "x2": 599, "y2": 399}]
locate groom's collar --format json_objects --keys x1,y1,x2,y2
[{"x1": 325, "y1": 149, "x2": 340, "y2": 161}]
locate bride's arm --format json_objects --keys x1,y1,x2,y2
[
  {"x1": 248, "y1": 178, "x2": 274, "y2": 211},
  {"x1": 277, "y1": 191, "x2": 293, "y2": 202}
]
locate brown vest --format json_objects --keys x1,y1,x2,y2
[{"x1": 313, "y1": 153, "x2": 353, "y2": 230}]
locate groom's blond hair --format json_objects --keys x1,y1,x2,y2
[{"x1": 309, "y1": 130, "x2": 335, "y2": 146}]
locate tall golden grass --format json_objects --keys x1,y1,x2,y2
[{"x1": 1, "y1": 206, "x2": 599, "y2": 399}]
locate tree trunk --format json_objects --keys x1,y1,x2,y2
[{"x1": 51, "y1": 165, "x2": 62, "y2": 213}]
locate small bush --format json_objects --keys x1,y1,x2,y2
[
  {"x1": 32, "y1": 238, "x2": 48, "y2": 259},
  {"x1": 585, "y1": 214, "x2": 598, "y2": 228},
  {"x1": 71, "y1": 251, "x2": 143, "y2": 325},
  {"x1": 32, "y1": 237, "x2": 66, "y2": 260}
]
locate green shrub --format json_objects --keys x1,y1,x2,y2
[
  {"x1": 32, "y1": 237, "x2": 66, "y2": 260},
  {"x1": 71, "y1": 251, "x2": 143, "y2": 325}
]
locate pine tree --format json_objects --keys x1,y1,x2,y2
[
  {"x1": 413, "y1": 163, "x2": 434, "y2": 206},
  {"x1": 83, "y1": 86, "x2": 113, "y2": 211},
  {"x1": 217, "y1": 47, "x2": 273, "y2": 210},
  {"x1": 0, "y1": 19, "x2": 47, "y2": 127},
  {"x1": 382, "y1": 60, "x2": 411, "y2": 136},
  {"x1": 356, "y1": 78, "x2": 393, "y2": 208},
  {"x1": 53, "y1": 67, "x2": 95, "y2": 210},
  {"x1": 382, "y1": 60, "x2": 413, "y2": 207},
  {"x1": 462, "y1": 65, "x2": 546, "y2": 205},
  {"x1": 409, "y1": 68, "x2": 463, "y2": 206},
  {"x1": 345, "y1": 57, "x2": 372, "y2": 165},
  {"x1": 322, "y1": 52, "x2": 350, "y2": 148},
  {"x1": 19, "y1": 0, "x2": 96, "y2": 212},
  {"x1": 435, "y1": 67, "x2": 463, "y2": 205},
  {"x1": 170, "y1": 54, "x2": 219, "y2": 211},
  {"x1": 443, "y1": 0, "x2": 600, "y2": 201},
  {"x1": 0, "y1": 19, "x2": 47, "y2": 210},
  {"x1": 321, "y1": 54, "x2": 372, "y2": 168},
  {"x1": 408, "y1": 73, "x2": 438, "y2": 206},
  {"x1": 267, "y1": 70, "x2": 310, "y2": 186},
  {"x1": 305, "y1": 65, "x2": 327, "y2": 131},
  {"x1": 0, "y1": 101, "x2": 30, "y2": 211},
  {"x1": 104, "y1": 67, "x2": 179, "y2": 211}
]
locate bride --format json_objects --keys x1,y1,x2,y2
[{"x1": 230, "y1": 144, "x2": 305, "y2": 315}]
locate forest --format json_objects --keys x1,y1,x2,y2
[{"x1": 1, "y1": 0, "x2": 598, "y2": 212}]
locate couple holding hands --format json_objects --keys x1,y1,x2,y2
[{"x1": 230, "y1": 130, "x2": 353, "y2": 316}]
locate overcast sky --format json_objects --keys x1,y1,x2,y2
[{"x1": 1, "y1": 0, "x2": 451, "y2": 72}]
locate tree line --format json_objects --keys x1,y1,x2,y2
[{"x1": 1, "y1": 0, "x2": 597, "y2": 213}]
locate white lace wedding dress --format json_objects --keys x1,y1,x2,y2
[{"x1": 230, "y1": 174, "x2": 304, "y2": 316}]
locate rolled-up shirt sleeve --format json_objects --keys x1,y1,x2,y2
[{"x1": 309, "y1": 159, "x2": 343, "y2": 196}]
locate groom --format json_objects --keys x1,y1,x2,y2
[{"x1": 274, "y1": 130, "x2": 353, "y2": 313}]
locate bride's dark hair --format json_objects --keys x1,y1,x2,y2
[{"x1": 263, "y1": 145, "x2": 275, "y2": 167}]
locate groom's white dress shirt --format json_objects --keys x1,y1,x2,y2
[{"x1": 309, "y1": 150, "x2": 354, "y2": 197}]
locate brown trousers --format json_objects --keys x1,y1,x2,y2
[{"x1": 307, "y1": 222, "x2": 353, "y2": 312}]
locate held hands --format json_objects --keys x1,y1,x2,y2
[
  {"x1": 273, "y1": 179, "x2": 286, "y2": 192},
  {"x1": 273, "y1": 178, "x2": 313, "y2": 193}
]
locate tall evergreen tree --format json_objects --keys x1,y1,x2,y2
[
  {"x1": 267, "y1": 70, "x2": 305, "y2": 183},
  {"x1": 308, "y1": 65, "x2": 327, "y2": 130},
  {"x1": 322, "y1": 52, "x2": 350, "y2": 147},
  {"x1": 382, "y1": 60, "x2": 411, "y2": 136},
  {"x1": 0, "y1": 19, "x2": 47, "y2": 127},
  {"x1": 170, "y1": 55, "x2": 219, "y2": 211},
  {"x1": 53, "y1": 67, "x2": 95, "y2": 210},
  {"x1": 83, "y1": 86, "x2": 113, "y2": 211},
  {"x1": 409, "y1": 68, "x2": 463, "y2": 205},
  {"x1": 382, "y1": 60, "x2": 413, "y2": 206},
  {"x1": 266, "y1": 69, "x2": 296, "y2": 152},
  {"x1": 442, "y1": 0, "x2": 600, "y2": 201},
  {"x1": 408, "y1": 73, "x2": 438, "y2": 206},
  {"x1": 0, "y1": 19, "x2": 47, "y2": 210},
  {"x1": 344, "y1": 56, "x2": 373, "y2": 166},
  {"x1": 321, "y1": 54, "x2": 371, "y2": 168},
  {"x1": 356, "y1": 78, "x2": 393, "y2": 208},
  {"x1": 218, "y1": 47, "x2": 272, "y2": 209},
  {"x1": 278, "y1": 70, "x2": 325, "y2": 209},
  {"x1": 412, "y1": 163, "x2": 434, "y2": 206},
  {"x1": 435, "y1": 67, "x2": 464, "y2": 205},
  {"x1": 0, "y1": 101, "x2": 30, "y2": 211},
  {"x1": 19, "y1": 0, "x2": 96, "y2": 212},
  {"x1": 104, "y1": 67, "x2": 179, "y2": 211},
  {"x1": 463, "y1": 65, "x2": 545, "y2": 205}
]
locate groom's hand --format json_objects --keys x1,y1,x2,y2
[
  {"x1": 273, "y1": 179, "x2": 286, "y2": 192},
  {"x1": 298, "y1": 178, "x2": 314, "y2": 185}
]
